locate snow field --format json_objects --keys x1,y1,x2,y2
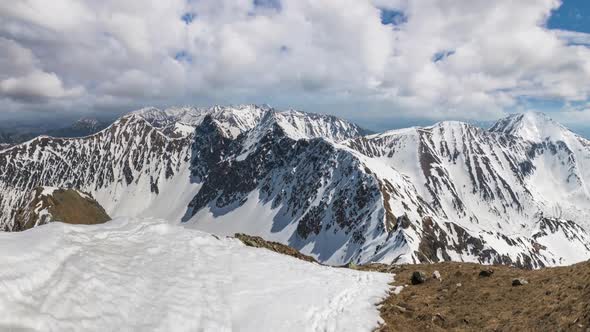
[{"x1": 0, "y1": 218, "x2": 392, "y2": 331}]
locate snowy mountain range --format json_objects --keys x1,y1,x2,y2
[{"x1": 1, "y1": 105, "x2": 589, "y2": 268}]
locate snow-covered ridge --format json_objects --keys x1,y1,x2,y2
[
  {"x1": 274, "y1": 109, "x2": 367, "y2": 142},
  {"x1": 129, "y1": 104, "x2": 366, "y2": 141},
  {"x1": 346, "y1": 114, "x2": 590, "y2": 267},
  {"x1": 490, "y1": 112, "x2": 590, "y2": 224},
  {"x1": 2, "y1": 108, "x2": 590, "y2": 268},
  {"x1": 0, "y1": 114, "x2": 196, "y2": 231},
  {"x1": 0, "y1": 218, "x2": 391, "y2": 331},
  {"x1": 490, "y1": 112, "x2": 575, "y2": 142}
]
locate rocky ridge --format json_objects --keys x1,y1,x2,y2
[{"x1": 1, "y1": 106, "x2": 589, "y2": 268}]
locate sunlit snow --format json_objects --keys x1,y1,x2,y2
[{"x1": 0, "y1": 218, "x2": 391, "y2": 331}]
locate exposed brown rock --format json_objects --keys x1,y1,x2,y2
[
  {"x1": 234, "y1": 233, "x2": 318, "y2": 263},
  {"x1": 15, "y1": 187, "x2": 111, "y2": 230}
]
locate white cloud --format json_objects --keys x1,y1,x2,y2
[
  {"x1": 373, "y1": 0, "x2": 590, "y2": 119},
  {"x1": 0, "y1": 37, "x2": 38, "y2": 77},
  {"x1": 1, "y1": 0, "x2": 590, "y2": 123},
  {"x1": 0, "y1": 0, "x2": 94, "y2": 31},
  {"x1": 0, "y1": 37, "x2": 84, "y2": 102},
  {"x1": 0, "y1": 70, "x2": 84, "y2": 102},
  {"x1": 554, "y1": 29, "x2": 590, "y2": 46}
]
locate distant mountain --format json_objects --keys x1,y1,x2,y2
[
  {"x1": 0, "y1": 132, "x2": 12, "y2": 150},
  {"x1": 347, "y1": 113, "x2": 590, "y2": 267},
  {"x1": 0, "y1": 117, "x2": 108, "y2": 146},
  {"x1": 489, "y1": 113, "x2": 590, "y2": 223},
  {"x1": 44, "y1": 117, "x2": 109, "y2": 138},
  {"x1": 0, "y1": 130, "x2": 34, "y2": 146},
  {"x1": 1, "y1": 107, "x2": 589, "y2": 268}
]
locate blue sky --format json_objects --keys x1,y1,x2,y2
[
  {"x1": 1, "y1": 0, "x2": 590, "y2": 136},
  {"x1": 548, "y1": 0, "x2": 590, "y2": 33}
]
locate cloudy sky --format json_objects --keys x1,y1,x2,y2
[{"x1": 1, "y1": 0, "x2": 590, "y2": 132}]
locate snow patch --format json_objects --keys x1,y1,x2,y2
[{"x1": 39, "y1": 186, "x2": 59, "y2": 197}]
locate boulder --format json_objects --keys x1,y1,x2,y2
[
  {"x1": 479, "y1": 269, "x2": 494, "y2": 277},
  {"x1": 411, "y1": 271, "x2": 427, "y2": 285},
  {"x1": 432, "y1": 270, "x2": 442, "y2": 281},
  {"x1": 512, "y1": 278, "x2": 529, "y2": 286}
]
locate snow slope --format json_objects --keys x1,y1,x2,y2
[
  {"x1": 346, "y1": 117, "x2": 590, "y2": 267},
  {"x1": 2, "y1": 106, "x2": 590, "y2": 268},
  {"x1": 490, "y1": 112, "x2": 590, "y2": 226},
  {"x1": 0, "y1": 218, "x2": 391, "y2": 332}
]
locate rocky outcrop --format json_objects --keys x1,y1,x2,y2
[
  {"x1": 235, "y1": 233, "x2": 318, "y2": 263},
  {"x1": 15, "y1": 187, "x2": 110, "y2": 230}
]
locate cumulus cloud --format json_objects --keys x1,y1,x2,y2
[
  {"x1": 0, "y1": 0, "x2": 590, "y2": 123},
  {"x1": 0, "y1": 70, "x2": 84, "y2": 102},
  {"x1": 0, "y1": 37, "x2": 84, "y2": 102}
]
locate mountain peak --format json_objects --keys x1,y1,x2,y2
[
  {"x1": 489, "y1": 112, "x2": 571, "y2": 142},
  {"x1": 128, "y1": 107, "x2": 173, "y2": 126},
  {"x1": 126, "y1": 105, "x2": 366, "y2": 142},
  {"x1": 73, "y1": 117, "x2": 101, "y2": 130},
  {"x1": 431, "y1": 120, "x2": 475, "y2": 131},
  {"x1": 3, "y1": 105, "x2": 590, "y2": 267}
]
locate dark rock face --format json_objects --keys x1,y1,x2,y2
[{"x1": 182, "y1": 114, "x2": 431, "y2": 264}]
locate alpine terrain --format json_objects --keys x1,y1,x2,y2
[
  {"x1": 1, "y1": 106, "x2": 589, "y2": 269},
  {"x1": 0, "y1": 217, "x2": 391, "y2": 331}
]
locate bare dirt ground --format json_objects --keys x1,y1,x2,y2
[{"x1": 366, "y1": 262, "x2": 590, "y2": 332}]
